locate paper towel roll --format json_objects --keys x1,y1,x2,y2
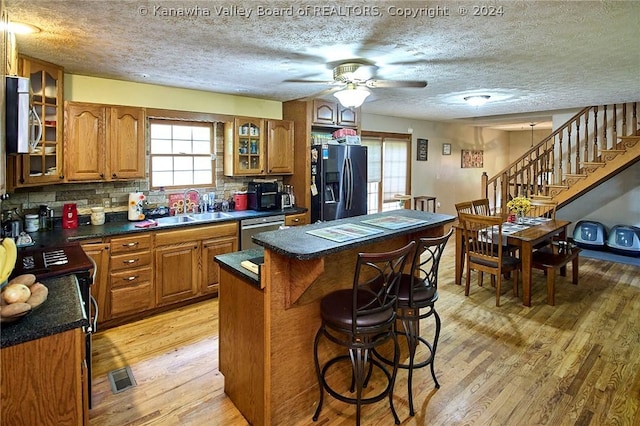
[{"x1": 128, "y1": 192, "x2": 146, "y2": 221}]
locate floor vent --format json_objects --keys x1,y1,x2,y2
[{"x1": 107, "y1": 366, "x2": 137, "y2": 394}]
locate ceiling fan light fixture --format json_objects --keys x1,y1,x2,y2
[
  {"x1": 464, "y1": 95, "x2": 491, "y2": 106},
  {"x1": 334, "y1": 84, "x2": 371, "y2": 108},
  {"x1": 5, "y1": 21, "x2": 41, "y2": 34}
]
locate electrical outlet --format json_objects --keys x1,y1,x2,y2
[
  {"x1": 437, "y1": 202, "x2": 441, "y2": 209},
  {"x1": 103, "y1": 199, "x2": 111, "y2": 208}
]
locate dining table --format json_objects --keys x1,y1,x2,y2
[{"x1": 454, "y1": 217, "x2": 571, "y2": 307}]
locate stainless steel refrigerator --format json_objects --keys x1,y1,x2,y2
[{"x1": 311, "y1": 144, "x2": 368, "y2": 222}]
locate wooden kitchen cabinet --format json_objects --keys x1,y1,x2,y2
[
  {"x1": 285, "y1": 212, "x2": 308, "y2": 227},
  {"x1": 224, "y1": 117, "x2": 294, "y2": 176},
  {"x1": 155, "y1": 222, "x2": 238, "y2": 304},
  {"x1": 202, "y1": 235, "x2": 238, "y2": 295},
  {"x1": 64, "y1": 102, "x2": 145, "y2": 182},
  {"x1": 224, "y1": 117, "x2": 265, "y2": 176},
  {"x1": 1, "y1": 328, "x2": 88, "y2": 426},
  {"x1": 266, "y1": 119, "x2": 294, "y2": 175},
  {"x1": 312, "y1": 99, "x2": 359, "y2": 127},
  {"x1": 108, "y1": 233, "x2": 154, "y2": 320},
  {"x1": 7, "y1": 56, "x2": 64, "y2": 190},
  {"x1": 81, "y1": 240, "x2": 110, "y2": 325}
]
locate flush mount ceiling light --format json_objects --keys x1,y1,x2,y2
[
  {"x1": 5, "y1": 21, "x2": 41, "y2": 34},
  {"x1": 334, "y1": 83, "x2": 371, "y2": 108},
  {"x1": 464, "y1": 95, "x2": 491, "y2": 106}
]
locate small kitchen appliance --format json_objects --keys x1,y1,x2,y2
[
  {"x1": 606, "y1": 225, "x2": 640, "y2": 257},
  {"x1": 247, "y1": 181, "x2": 280, "y2": 211},
  {"x1": 233, "y1": 191, "x2": 248, "y2": 211},
  {"x1": 62, "y1": 203, "x2": 78, "y2": 229}
]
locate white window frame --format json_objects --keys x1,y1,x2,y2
[{"x1": 149, "y1": 118, "x2": 215, "y2": 190}]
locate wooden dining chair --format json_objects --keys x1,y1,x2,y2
[
  {"x1": 471, "y1": 198, "x2": 492, "y2": 216},
  {"x1": 455, "y1": 201, "x2": 474, "y2": 216},
  {"x1": 459, "y1": 213, "x2": 521, "y2": 306},
  {"x1": 528, "y1": 199, "x2": 558, "y2": 219}
]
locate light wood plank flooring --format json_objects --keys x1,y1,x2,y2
[{"x1": 90, "y1": 241, "x2": 640, "y2": 425}]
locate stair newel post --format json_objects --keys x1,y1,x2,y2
[
  {"x1": 602, "y1": 105, "x2": 608, "y2": 151},
  {"x1": 622, "y1": 103, "x2": 627, "y2": 136},
  {"x1": 576, "y1": 115, "x2": 582, "y2": 174},
  {"x1": 592, "y1": 106, "x2": 598, "y2": 162},
  {"x1": 632, "y1": 102, "x2": 637, "y2": 134},
  {"x1": 481, "y1": 171, "x2": 488, "y2": 199},
  {"x1": 525, "y1": 153, "x2": 531, "y2": 197},
  {"x1": 501, "y1": 171, "x2": 509, "y2": 214},
  {"x1": 558, "y1": 132, "x2": 563, "y2": 185},
  {"x1": 566, "y1": 123, "x2": 572, "y2": 175}
]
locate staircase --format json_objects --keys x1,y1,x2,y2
[{"x1": 482, "y1": 102, "x2": 639, "y2": 212}]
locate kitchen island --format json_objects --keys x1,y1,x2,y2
[{"x1": 215, "y1": 209, "x2": 455, "y2": 425}]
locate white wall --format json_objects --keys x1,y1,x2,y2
[{"x1": 361, "y1": 113, "x2": 511, "y2": 216}]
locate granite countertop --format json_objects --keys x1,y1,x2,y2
[
  {"x1": 253, "y1": 210, "x2": 455, "y2": 260},
  {"x1": 0, "y1": 275, "x2": 88, "y2": 348},
  {"x1": 215, "y1": 247, "x2": 264, "y2": 287},
  {"x1": 22, "y1": 207, "x2": 306, "y2": 247}
]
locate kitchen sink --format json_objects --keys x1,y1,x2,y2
[
  {"x1": 189, "y1": 212, "x2": 233, "y2": 221},
  {"x1": 155, "y1": 215, "x2": 197, "y2": 225}
]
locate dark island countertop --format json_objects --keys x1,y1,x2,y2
[
  {"x1": 215, "y1": 247, "x2": 264, "y2": 287},
  {"x1": 253, "y1": 209, "x2": 455, "y2": 260},
  {"x1": 1, "y1": 275, "x2": 88, "y2": 348}
]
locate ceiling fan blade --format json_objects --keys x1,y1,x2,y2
[
  {"x1": 284, "y1": 78, "x2": 336, "y2": 84},
  {"x1": 364, "y1": 79, "x2": 428, "y2": 89},
  {"x1": 291, "y1": 86, "x2": 343, "y2": 102}
]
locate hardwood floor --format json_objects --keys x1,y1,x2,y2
[{"x1": 90, "y1": 241, "x2": 640, "y2": 425}]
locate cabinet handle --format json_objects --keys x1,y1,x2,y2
[
  {"x1": 112, "y1": 173, "x2": 117, "y2": 178},
  {"x1": 123, "y1": 242, "x2": 139, "y2": 247},
  {"x1": 100, "y1": 173, "x2": 105, "y2": 179},
  {"x1": 59, "y1": 175, "x2": 64, "y2": 180},
  {"x1": 123, "y1": 258, "x2": 139, "y2": 264},
  {"x1": 293, "y1": 218, "x2": 300, "y2": 222},
  {"x1": 126, "y1": 275, "x2": 138, "y2": 281}
]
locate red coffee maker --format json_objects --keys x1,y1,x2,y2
[{"x1": 62, "y1": 203, "x2": 78, "y2": 229}]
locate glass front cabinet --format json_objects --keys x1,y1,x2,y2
[
  {"x1": 8, "y1": 56, "x2": 64, "y2": 189},
  {"x1": 224, "y1": 117, "x2": 265, "y2": 176}
]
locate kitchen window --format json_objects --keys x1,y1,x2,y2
[
  {"x1": 362, "y1": 132, "x2": 412, "y2": 214},
  {"x1": 149, "y1": 119, "x2": 215, "y2": 189}
]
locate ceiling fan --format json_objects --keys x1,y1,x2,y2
[{"x1": 287, "y1": 62, "x2": 428, "y2": 108}]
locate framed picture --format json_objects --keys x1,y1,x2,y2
[
  {"x1": 442, "y1": 143, "x2": 451, "y2": 155},
  {"x1": 417, "y1": 138, "x2": 428, "y2": 161},
  {"x1": 461, "y1": 149, "x2": 484, "y2": 168}
]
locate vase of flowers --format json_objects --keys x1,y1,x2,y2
[{"x1": 507, "y1": 196, "x2": 531, "y2": 224}]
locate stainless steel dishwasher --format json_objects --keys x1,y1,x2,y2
[{"x1": 240, "y1": 214, "x2": 285, "y2": 250}]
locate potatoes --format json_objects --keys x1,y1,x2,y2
[
  {"x1": 8, "y1": 274, "x2": 37, "y2": 287},
  {"x1": 3, "y1": 283, "x2": 32, "y2": 304},
  {"x1": 26, "y1": 283, "x2": 48, "y2": 309},
  {"x1": 0, "y1": 302, "x2": 31, "y2": 318}
]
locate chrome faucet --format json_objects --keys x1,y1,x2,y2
[{"x1": 183, "y1": 188, "x2": 201, "y2": 214}]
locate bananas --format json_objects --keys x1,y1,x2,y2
[{"x1": 0, "y1": 237, "x2": 18, "y2": 283}]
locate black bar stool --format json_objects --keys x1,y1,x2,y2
[
  {"x1": 374, "y1": 229, "x2": 452, "y2": 416},
  {"x1": 312, "y1": 241, "x2": 416, "y2": 426}
]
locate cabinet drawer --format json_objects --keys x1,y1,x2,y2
[
  {"x1": 155, "y1": 222, "x2": 237, "y2": 246},
  {"x1": 110, "y1": 266, "x2": 152, "y2": 289},
  {"x1": 110, "y1": 233, "x2": 151, "y2": 254},
  {"x1": 285, "y1": 213, "x2": 308, "y2": 227},
  {"x1": 110, "y1": 280, "x2": 154, "y2": 318},
  {"x1": 110, "y1": 250, "x2": 152, "y2": 272}
]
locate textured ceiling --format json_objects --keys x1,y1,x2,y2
[{"x1": 5, "y1": 0, "x2": 640, "y2": 128}]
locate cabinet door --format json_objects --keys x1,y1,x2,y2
[
  {"x1": 337, "y1": 105, "x2": 359, "y2": 127},
  {"x1": 81, "y1": 242, "x2": 111, "y2": 324},
  {"x1": 285, "y1": 213, "x2": 308, "y2": 227},
  {"x1": 312, "y1": 100, "x2": 337, "y2": 125},
  {"x1": 109, "y1": 106, "x2": 146, "y2": 180},
  {"x1": 15, "y1": 56, "x2": 64, "y2": 187},
  {"x1": 155, "y1": 242, "x2": 200, "y2": 306},
  {"x1": 65, "y1": 102, "x2": 106, "y2": 181},
  {"x1": 202, "y1": 235, "x2": 238, "y2": 295},
  {"x1": 110, "y1": 267, "x2": 154, "y2": 318},
  {"x1": 266, "y1": 119, "x2": 294, "y2": 175},
  {"x1": 234, "y1": 117, "x2": 265, "y2": 175}
]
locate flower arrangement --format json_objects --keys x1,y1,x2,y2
[{"x1": 507, "y1": 196, "x2": 531, "y2": 215}]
